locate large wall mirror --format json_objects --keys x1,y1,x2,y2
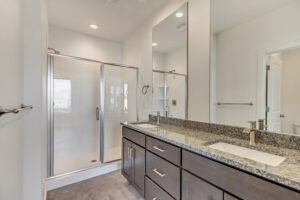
[
  {"x1": 152, "y1": 3, "x2": 188, "y2": 119},
  {"x1": 210, "y1": 0, "x2": 300, "y2": 135}
]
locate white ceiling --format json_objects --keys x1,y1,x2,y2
[
  {"x1": 153, "y1": 3, "x2": 187, "y2": 53},
  {"x1": 212, "y1": 0, "x2": 295, "y2": 34},
  {"x1": 47, "y1": 0, "x2": 168, "y2": 41}
]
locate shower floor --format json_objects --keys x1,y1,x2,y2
[{"x1": 54, "y1": 152, "x2": 100, "y2": 175}]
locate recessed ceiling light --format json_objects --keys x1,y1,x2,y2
[
  {"x1": 152, "y1": 43, "x2": 158, "y2": 47},
  {"x1": 175, "y1": 12, "x2": 184, "y2": 18},
  {"x1": 89, "y1": 24, "x2": 98, "y2": 30}
]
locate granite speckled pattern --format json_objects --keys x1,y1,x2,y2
[
  {"x1": 121, "y1": 121, "x2": 300, "y2": 191},
  {"x1": 149, "y1": 115, "x2": 300, "y2": 151}
]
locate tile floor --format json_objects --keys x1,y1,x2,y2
[{"x1": 47, "y1": 170, "x2": 143, "y2": 200}]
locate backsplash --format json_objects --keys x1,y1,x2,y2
[{"x1": 149, "y1": 115, "x2": 300, "y2": 151}]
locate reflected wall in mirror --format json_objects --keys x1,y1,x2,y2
[
  {"x1": 210, "y1": 0, "x2": 300, "y2": 135},
  {"x1": 152, "y1": 3, "x2": 188, "y2": 119}
]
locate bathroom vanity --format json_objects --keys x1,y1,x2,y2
[{"x1": 121, "y1": 117, "x2": 300, "y2": 200}]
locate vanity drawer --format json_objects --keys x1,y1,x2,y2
[
  {"x1": 122, "y1": 127, "x2": 145, "y2": 147},
  {"x1": 146, "y1": 151, "x2": 180, "y2": 200},
  {"x1": 146, "y1": 136, "x2": 181, "y2": 165},
  {"x1": 145, "y1": 176, "x2": 174, "y2": 200},
  {"x1": 182, "y1": 150, "x2": 300, "y2": 200}
]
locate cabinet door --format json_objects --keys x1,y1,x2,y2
[
  {"x1": 182, "y1": 170, "x2": 223, "y2": 200},
  {"x1": 122, "y1": 138, "x2": 132, "y2": 182},
  {"x1": 132, "y1": 143, "x2": 145, "y2": 196}
]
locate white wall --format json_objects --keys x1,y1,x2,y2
[
  {"x1": 165, "y1": 46, "x2": 187, "y2": 74},
  {"x1": 0, "y1": 0, "x2": 24, "y2": 199},
  {"x1": 282, "y1": 48, "x2": 300, "y2": 134},
  {"x1": 188, "y1": 0, "x2": 211, "y2": 122},
  {"x1": 213, "y1": 1, "x2": 300, "y2": 127},
  {"x1": 49, "y1": 26, "x2": 122, "y2": 63},
  {"x1": 23, "y1": 0, "x2": 48, "y2": 199},
  {"x1": 123, "y1": 0, "x2": 186, "y2": 120},
  {"x1": 0, "y1": 0, "x2": 48, "y2": 200},
  {"x1": 123, "y1": 0, "x2": 211, "y2": 121}
]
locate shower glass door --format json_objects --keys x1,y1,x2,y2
[
  {"x1": 52, "y1": 56, "x2": 100, "y2": 175},
  {"x1": 166, "y1": 73, "x2": 187, "y2": 119},
  {"x1": 101, "y1": 65, "x2": 137, "y2": 163}
]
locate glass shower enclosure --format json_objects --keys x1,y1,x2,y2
[
  {"x1": 152, "y1": 70, "x2": 188, "y2": 119},
  {"x1": 47, "y1": 54, "x2": 138, "y2": 177}
]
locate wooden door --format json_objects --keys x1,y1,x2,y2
[{"x1": 267, "y1": 54, "x2": 283, "y2": 132}]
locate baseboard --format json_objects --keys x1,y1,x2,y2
[
  {"x1": 46, "y1": 161, "x2": 121, "y2": 191},
  {"x1": 43, "y1": 179, "x2": 47, "y2": 200}
]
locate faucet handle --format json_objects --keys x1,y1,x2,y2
[{"x1": 247, "y1": 121, "x2": 257, "y2": 130}]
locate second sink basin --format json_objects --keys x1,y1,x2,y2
[
  {"x1": 208, "y1": 142, "x2": 286, "y2": 167},
  {"x1": 136, "y1": 123, "x2": 158, "y2": 129}
]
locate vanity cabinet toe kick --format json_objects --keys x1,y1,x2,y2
[{"x1": 122, "y1": 126, "x2": 300, "y2": 200}]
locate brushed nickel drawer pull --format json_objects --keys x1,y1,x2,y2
[
  {"x1": 128, "y1": 147, "x2": 131, "y2": 159},
  {"x1": 153, "y1": 168, "x2": 166, "y2": 177},
  {"x1": 153, "y1": 145, "x2": 165, "y2": 152}
]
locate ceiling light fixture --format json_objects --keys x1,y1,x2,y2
[
  {"x1": 175, "y1": 12, "x2": 184, "y2": 18},
  {"x1": 89, "y1": 24, "x2": 98, "y2": 30},
  {"x1": 152, "y1": 42, "x2": 158, "y2": 47}
]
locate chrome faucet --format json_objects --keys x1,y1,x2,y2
[
  {"x1": 157, "y1": 111, "x2": 160, "y2": 125},
  {"x1": 243, "y1": 121, "x2": 256, "y2": 146}
]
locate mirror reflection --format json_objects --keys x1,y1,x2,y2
[
  {"x1": 210, "y1": 0, "x2": 300, "y2": 135},
  {"x1": 152, "y1": 3, "x2": 188, "y2": 119}
]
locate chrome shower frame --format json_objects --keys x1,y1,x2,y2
[{"x1": 47, "y1": 52, "x2": 139, "y2": 177}]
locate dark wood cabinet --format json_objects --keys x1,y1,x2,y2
[
  {"x1": 122, "y1": 138, "x2": 132, "y2": 181},
  {"x1": 122, "y1": 127, "x2": 145, "y2": 147},
  {"x1": 146, "y1": 136, "x2": 181, "y2": 165},
  {"x1": 182, "y1": 150, "x2": 299, "y2": 200},
  {"x1": 121, "y1": 138, "x2": 145, "y2": 196},
  {"x1": 182, "y1": 170, "x2": 223, "y2": 200},
  {"x1": 122, "y1": 126, "x2": 300, "y2": 200},
  {"x1": 146, "y1": 151, "x2": 180, "y2": 200},
  {"x1": 224, "y1": 193, "x2": 240, "y2": 200},
  {"x1": 131, "y1": 143, "x2": 145, "y2": 195},
  {"x1": 145, "y1": 176, "x2": 174, "y2": 200}
]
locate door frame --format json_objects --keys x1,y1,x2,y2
[
  {"x1": 47, "y1": 52, "x2": 139, "y2": 177},
  {"x1": 256, "y1": 39, "x2": 300, "y2": 130}
]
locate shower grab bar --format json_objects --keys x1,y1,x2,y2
[
  {"x1": 0, "y1": 104, "x2": 33, "y2": 117},
  {"x1": 217, "y1": 102, "x2": 253, "y2": 106}
]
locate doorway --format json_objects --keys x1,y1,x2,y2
[{"x1": 264, "y1": 46, "x2": 300, "y2": 135}]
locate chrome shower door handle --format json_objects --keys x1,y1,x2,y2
[{"x1": 96, "y1": 107, "x2": 100, "y2": 120}]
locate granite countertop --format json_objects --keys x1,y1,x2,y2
[{"x1": 122, "y1": 121, "x2": 300, "y2": 191}]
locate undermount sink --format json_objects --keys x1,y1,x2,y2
[
  {"x1": 208, "y1": 142, "x2": 286, "y2": 167},
  {"x1": 136, "y1": 123, "x2": 158, "y2": 129}
]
